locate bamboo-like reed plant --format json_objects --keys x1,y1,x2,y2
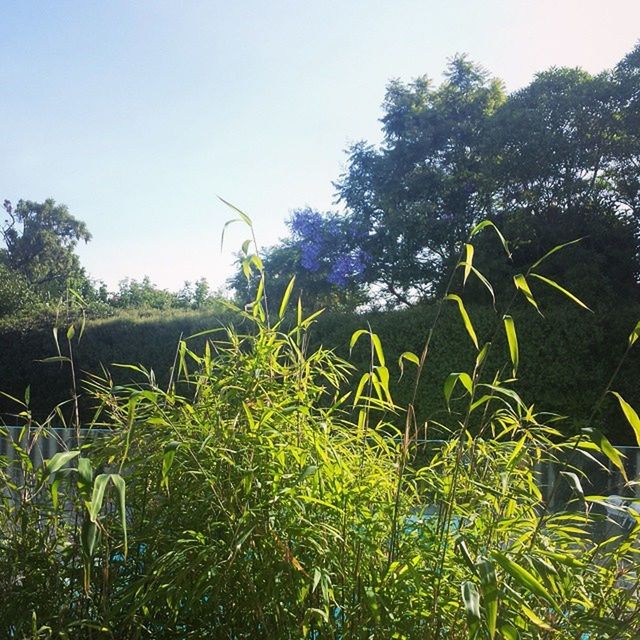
[{"x1": 1, "y1": 208, "x2": 639, "y2": 639}]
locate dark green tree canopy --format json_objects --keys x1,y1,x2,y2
[
  {"x1": 1, "y1": 198, "x2": 92, "y2": 298},
  {"x1": 244, "y1": 46, "x2": 640, "y2": 310},
  {"x1": 336, "y1": 55, "x2": 506, "y2": 303}
]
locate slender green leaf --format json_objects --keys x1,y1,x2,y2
[
  {"x1": 349, "y1": 329, "x2": 369, "y2": 353},
  {"x1": 279, "y1": 277, "x2": 296, "y2": 319},
  {"x1": 629, "y1": 320, "x2": 640, "y2": 347},
  {"x1": 513, "y1": 274, "x2": 542, "y2": 315},
  {"x1": 500, "y1": 624, "x2": 519, "y2": 640},
  {"x1": 470, "y1": 220, "x2": 511, "y2": 258},
  {"x1": 162, "y1": 441, "x2": 180, "y2": 491},
  {"x1": 456, "y1": 539, "x2": 476, "y2": 573},
  {"x1": 254, "y1": 273, "x2": 265, "y2": 305},
  {"x1": 461, "y1": 581, "x2": 481, "y2": 620},
  {"x1": 503, "y1": 315, "x2": 518, "y2": 376},
  {"x1": 398, "y1": 351, "x2": 420, "y2": 379},
  {"x1": 52, "y1": 326, "x2": 62, "y2": 357},
  {"x1": 89, "y1": 474, "x2": 111, "y2": 522},
  {"x1": 371, "y1": 333, "x2": 385, "y2": 366},
  {"x1": 475, "y1": 342, "x2": 491, "y2": 369},
  {"x1": 250, "y1": 253, "x2": 264, "y2": 272},
  {"x1": 460, "y1": 262, "x2": 496, "y2": 307},
  {"x1": 301, "y1": 308, "x2": 324, "y2": 327},
  {"x1": 43, "y1": 451, "x2": 80, "y2": 479},
  {"x1": 506, "y1": 436, "x2": 527, "y2": 471},
  {"x1": 560, "y1": 471, "x2": 585, "y2": 500},
  {"x1": 611, "y1": 392, "x2": 640, "y2": 447},
  {"x1": 480, "y1": 384, "x2": 526, "y2": 409},
  {"x1": 77, "y1": 457, "x2": 93, "y2": 490},
  {"x1": 446, "y1": 294, "x2": 479, "y2": 350},
  {"x1": 477, "y1": 558, "x2": 498, "y2": 640},
  {"x1": 349, "y1": 329, "x2": 385, "y2": 365},
  {"x1": 218, "y1": 196, "x2": 253, "y2": 227},
  {"x1": 353, "y1": 373, "x2": 370, "y2": 407},
  {"x1": 111, "y1": 474, "x2": 128, "y2": 557},
  {"x1": 220, "y1": 218, "x2": 240, "y2": 251},
  {"x1": 529, "y1": 237, "x2": 585, "y2": 271},
  {"x1": 81, "y1": 519, "x2": 98, "y2": 559},
  {"x1": 520, "y1": 605, "x2": 555, "y2": 632},
  {"x1": 444, "y1": 372, "x2": 473, "y2": 409},
  {"x1": 529, "y1": 273, "x2": 591, "y2": 311},
  {"x1": 582, "y1": 427, "x2": 627, "y2": 481},
  {"x1": 492, "y1": 552, "x2": 559, "y2": 610},
  {"x1": 463, "y1": 243, "x2": 474, "y2": 285}
]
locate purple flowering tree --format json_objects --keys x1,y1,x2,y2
[
  {"x1": 289, "y1": 208, "x2": 369, "y2": 288},
  {"x1": 228, "y1": 208, "x2": 369, "y2": 312}
]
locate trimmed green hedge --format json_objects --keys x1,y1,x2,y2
[
  {"x1": 0, "y1": 302, "x2": 638, "y2": 442},
  {"x1": 314, "y1": 302, "x2": 640, "y2": 443}
]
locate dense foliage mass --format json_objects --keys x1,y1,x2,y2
[
  {"x1": 0, "y1": 200, "x2": 226, "y2": 325},
  {"x1": 1, "y1": 222, "x2": 640, "y2": 638},
  {"x1": 231, "y1": 47, "x2": 640, "y2": 310},
  {"x1": 1, "y1": 300, "x2": 639, "y2": 443},
  {"x1": 2, "y1": 45, "x2": 640, "y2": 639}
]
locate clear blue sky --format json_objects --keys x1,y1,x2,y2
[{"x1": 2, "y1": 0, "x2": 639, "y2": 291}]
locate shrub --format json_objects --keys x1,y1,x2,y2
[{"x1": 1, "y1": 221, "x2": 640, "y2": 638}]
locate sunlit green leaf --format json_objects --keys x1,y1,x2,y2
[
  {"x1": 444, "y1": 372, "x2": 473, "y2": 409},
  {"x1": 218, "y1": 196, "x2": 253, "y2": 227},
  {"x1": 459, "y1": 262, "x2": 496, "y2": 308},
  {"x1": 611, "y1": 392, "x2": 640, "y2": 447},
  {"x1": 349, "y1": 329, "x2": 369, "y2": 352},
  {"x1": 463, "y1": 243, "x2": 474, "y2": 285},
  {"x1": 492, "y1": 552, "x2": 559, "y2": 610},
  {"x1": 470, "y1": 220, "x2": 511, "y2": 258},
  {"x1": 279, "y1": 277, "x2": 296, "y2": 319},
  {"x1": 503, "y1": 315, "x2": 518, "y2": 376},
  {"x1": 477, "y1": 558, "x2": 498, "y2": 640},
  {"x1": 398, "y1": 351, "x2": 420, "y2": 379},
  {"x1": 446, "y1": 294, "x2": 479, "y2": 350},
  {"x1": 111, "y1": 474, "x2": 127, "y2": 557},
  {"x1": 529, "y1": 273, "x2": 591, "y2": 311},
  {"x1": 513, "y1": 274, "x2": 542, "y2": 315},
  {"x1": 520, "y1": 605, "x2": 555, "y2": 632},
  {"x1": 529, "y1": 237, "x2": 585, "y2": 271},
  {"x1": 43, "y1": 450, "x2": 80, "y2": 479},
  {"x1": 89, "y1": 474, "x2": 111, "y2": 522},
  {"x1": 371, "y1": 333, "x2": 385, "y2": 366},
  {"x1": 560, "y1": 471, "x2": 585, "y2": 500},
  {"x1": 629, "y1": 320, "x2": 640, "y2": 347},
  {"x1": 582, "y1": 427, "x2": 627, "y2": 481}
]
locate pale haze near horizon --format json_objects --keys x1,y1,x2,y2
[{"x1": 2, "y1": 0, "x2": 639, "y2": 291}]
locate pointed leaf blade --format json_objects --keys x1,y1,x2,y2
[
  {"x1": 446, "y1": 294, "x2": 479, "y2": 350},
  {"x1": 529, "y1": 273, "x2": 591, "y2": 312},
  {"x1": 611, "y1": 392, "x2": 640, "y2": 448},
  {"x1": 503, "y1": 315, "x2": 519, "y2": 376}
]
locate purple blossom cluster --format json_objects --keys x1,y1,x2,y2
[
  {"x1": 289, "y1": 208, "x2": 369, "y2": 287},
  {"x1": 326, "y1": 251, "x2": 368, "y2": 286}
]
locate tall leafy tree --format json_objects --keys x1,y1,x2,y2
[
  {"x1": 336, "y1": 55, "x2": 506, "y2": 304},
  {"x1": 481, "y1": 59, "x2": 640, "y2": 303},
  {"x1": 229, "y1": 208, "x2": 368, "y2": 312},
  {"x1": 1, "y1": 198, "x2": 92, "y2": 299},
  {"x1": 235, "y1": 47, "x2": 640, "y2": 309}
]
